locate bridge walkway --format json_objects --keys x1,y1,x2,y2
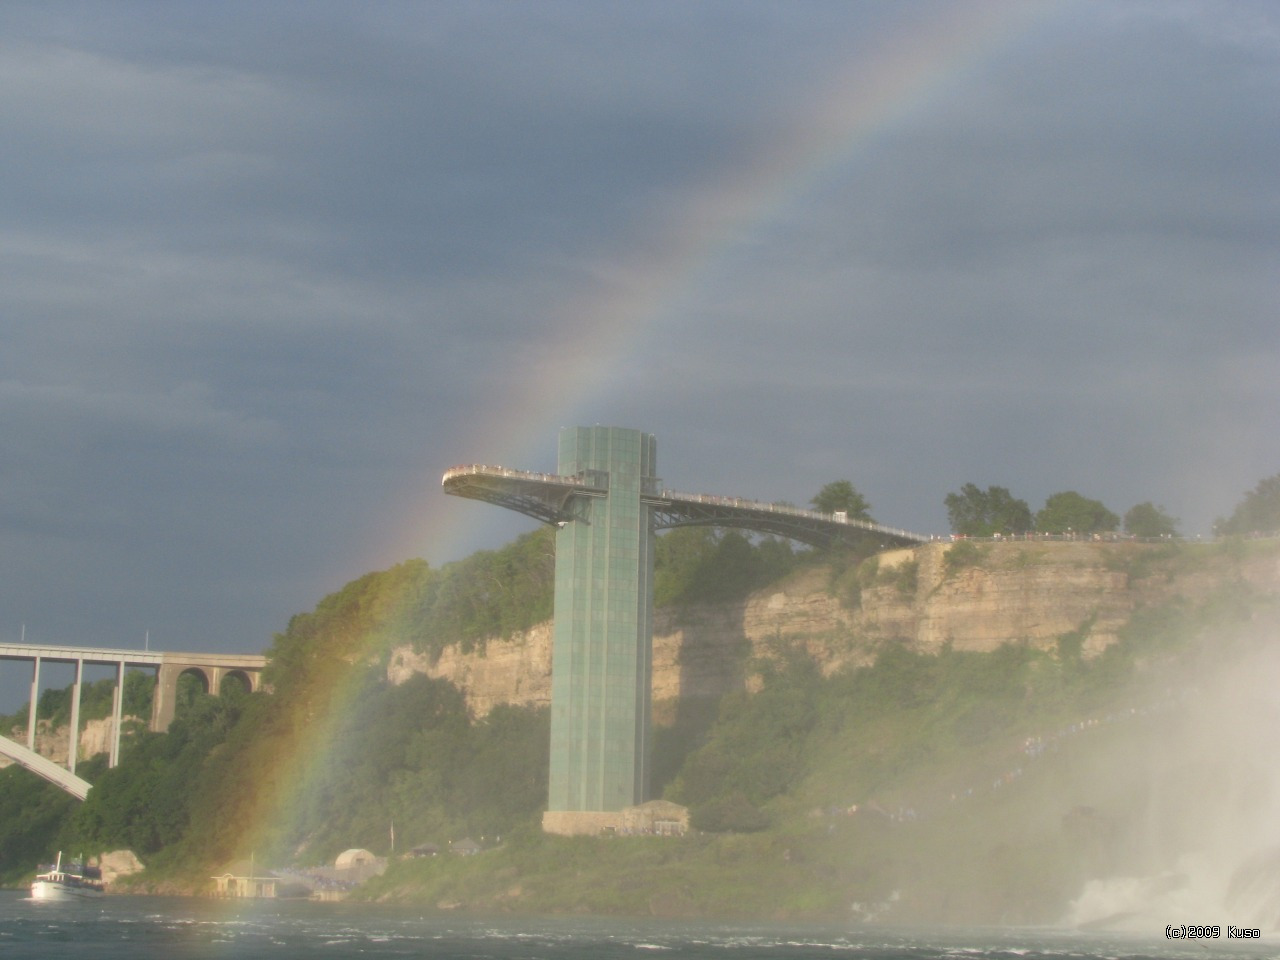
[{"x1": 443, "y1": 464, "x2": 927, "y2": 549}]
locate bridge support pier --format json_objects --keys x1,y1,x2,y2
[
  {"x1": 151, "y1": 662, "x2": 182, "y2": 733},
  {"x1": 68, "y1": 659, "x2": 82, "y2": 775},
  {"x1": 27, "y1": 657, "x2": 40, "y2": 751},
  {"x1": 110, "y1": 661, "x2": 125, "y2": 767},
  {"x1": 150, "y1": 660, "x2": 265, "y2": 733}
]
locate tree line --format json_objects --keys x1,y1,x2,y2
[{"x1": 809, "y1": 470, "x2": 1280, "y2": 540}]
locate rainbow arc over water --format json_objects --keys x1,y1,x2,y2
[{"x1": 236, "y1": 0, "x2": 1062, "y2": 861}]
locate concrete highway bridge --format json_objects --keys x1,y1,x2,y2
[{"x1": 0, "y1": 643, "x2": 266, "y2": 799}]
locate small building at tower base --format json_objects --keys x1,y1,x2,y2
[{"x1": 542, "y1": 799, "x2": 689, "y2": 837}]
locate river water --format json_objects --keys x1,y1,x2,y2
[{"x1": 0, "y1": 892, "x2": 1274, "y2": 960}]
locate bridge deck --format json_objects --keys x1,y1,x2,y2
[
  {"x1": 0, "y1": 643, "x2": 164, "y2": 665},
  {"x1": 0, "y1": 644, "x2": 266, "y2": 669}
]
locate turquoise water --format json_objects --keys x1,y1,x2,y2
[{"x1": 0, "y1": 891, "x2": 1275, "y2": 959}]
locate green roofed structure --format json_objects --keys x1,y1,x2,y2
[{"x1": 443, "y1": 426, "x2": 926, "y2": 835}]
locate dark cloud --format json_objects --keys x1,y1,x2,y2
[{"x1": 0, "y1": 1, "x2": 1276, "y2": 696}]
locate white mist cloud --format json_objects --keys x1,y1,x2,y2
[{"x1": 1068, "y1": 626, "x2": 1280, "y2": 932}]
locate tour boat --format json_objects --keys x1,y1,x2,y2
[{"x1": 30, "y1": 852, "x2": 104, "y2": 900}]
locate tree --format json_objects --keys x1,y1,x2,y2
[
  {"x1": 1123, "y1": 502, "x2": 1179, "y2": 538},
  {"x1": 654, "y1": 527, "x2": 795, "y2": 606},
  {"x1": 810, "y1": 480, "x2": 872, "y2": 521},
  {"x1": 944, "y1": 484, "x2": 1033, "y2": 536},
  {"x1": 1215, "y1": 473, "x2": 1280, "y2": 536},
  {"x1": 1035, "y1": 491, "x2": 1119, "y2": 535},
  {"x1": 690, "y1": 792, "x2": 770, "y2": 833}
]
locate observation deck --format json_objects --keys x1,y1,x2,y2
[{"x1": 443, "y1": 464, "x2": 926, "y2": 549}]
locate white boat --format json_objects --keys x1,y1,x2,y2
[{"x1": 30, "y1": 852, "x2": 105, "y2": 900}]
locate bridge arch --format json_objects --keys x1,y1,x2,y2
[
  {"x1": 218, "y1": 670, "x2": 254, "y2": 698},
  {"x1": 167, "y1": 665, "x2": 262, "y2": 702},
  {"x1": 151, "y1": 656, "x2": 266, "y2": 733},
  {"x1": 177, "y1": 666, "x2": 212, "y2": 695}
]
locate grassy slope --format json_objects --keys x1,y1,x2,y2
[
  {"x1": 355, "y1": 541, "x2": 1280, "y2": 924},
  {"x1": 354, "y1": 708, "x2": 1190, "y2": 922}
]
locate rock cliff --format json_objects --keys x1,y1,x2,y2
[
  {"x1": 387, "y1": 539, "x2": 1280, "y2": 719},
  {"x1": 2, "y1": 716, "x2": 137, "y2": 768}
]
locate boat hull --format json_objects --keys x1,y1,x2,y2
[{"x1": 31, "y1": 878, "x2": 104, "y2": 900}]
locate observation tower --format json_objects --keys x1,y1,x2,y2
[{"x1": 443, "y1": 426, "x2": 925, "y2": 834}]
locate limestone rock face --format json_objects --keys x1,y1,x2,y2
[
  {"x1": 92, "y1": 849, "x2": 144, "y2": 885},
  {"x1": 388, "y1": 621, "x2": 554, "y2": 716},
  {"x1": 387, "y1": 541, "x2": 1280, "y2": 716},
  {"x1": 869, "y1": 542, "x2": 1134, "y2": 656},
  {"x1": 1, "y1": 716, "x2": 137, "y2": 768},
  {"x1": 78, "y1": 717, "x2": 120, "y2": 760}
]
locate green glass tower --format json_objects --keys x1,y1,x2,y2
[
  {"x1": 442, "y1": 426, "x2": 925, "y2": 834},
  {"x1": 547, "y1": 426, "x2": 656, "y2": 814}
]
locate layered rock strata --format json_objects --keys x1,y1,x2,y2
[{"x1": 388, "y1": 540, "x2": 1280, "y2": 718}]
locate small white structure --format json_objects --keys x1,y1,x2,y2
[
  {"x1": 621, "y1": 799, "x2": 690, "y2": 836},
  {"x1": 332, "y1": 848, "x2": 386, "y2": 883},
  {"x1": 334, "y1": 848, "x2": 377, "y2": 870}
]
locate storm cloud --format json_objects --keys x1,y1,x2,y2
[{"x1": 0, "y1": 1, "x2": 1275, "y2": 674}]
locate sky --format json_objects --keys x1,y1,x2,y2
[{"x1": 1, "y1": 0, "x2": 1277, "y2": 676}]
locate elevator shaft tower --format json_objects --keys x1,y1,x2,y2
[{"x1": 443, "y1": 426, "x2": 926, "y2": 834}]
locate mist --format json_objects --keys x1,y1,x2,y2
[{"x1": 1066, "y1": 616, "x2": 1280, "y2": 933}]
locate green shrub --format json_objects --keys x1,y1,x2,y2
[
  {"x1": 891, "y1": 560, "x2": 918, "y2": 597},
  {"x1": 943, "y1": 540, "x2": 984, "y2": 576},
  {"x1": 692, "y1": 792, "x2": 771, "y2": 833}
]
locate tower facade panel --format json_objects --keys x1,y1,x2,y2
[{"x1": 547, "y1": 426, "x2": 655, "y2": 812}]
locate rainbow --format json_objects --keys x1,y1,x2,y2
[
  {"x1": 388, "y1": 0, "x2": 1060, "y2": 570},
  {"x1": 242, "y1": 0, "x2": 1064, "y2": 863}
]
